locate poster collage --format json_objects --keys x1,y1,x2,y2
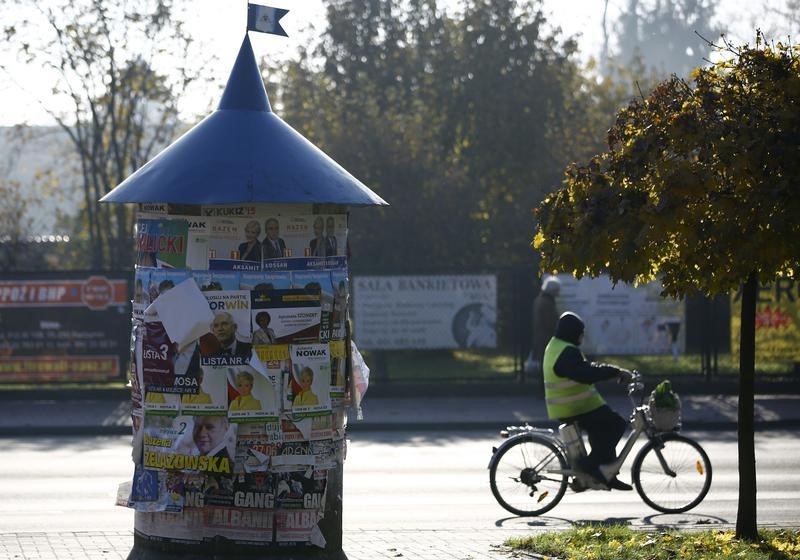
[{"x1": 120, "y1": 203, "x2": 355, "y2": 547}]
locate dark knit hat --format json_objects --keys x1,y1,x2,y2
[{"x1": 555, "y1": 312, "x2": 584, "y2": 345}]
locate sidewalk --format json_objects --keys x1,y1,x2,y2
[
  {"x1": 0, "y1": 389, "x2": 799, "y2": 436},
  {"x1": 0, "y1": 529, "x2": 531, "y2": 560}
]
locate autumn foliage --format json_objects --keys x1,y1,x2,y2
[{"x1": 534, "y1": 36, "x2": 800, "y2": 299}]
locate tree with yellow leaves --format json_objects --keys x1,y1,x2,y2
[{"x1": 534, "y1": 35, "x2": 800, "y2": 540}]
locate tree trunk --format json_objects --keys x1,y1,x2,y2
[{"x1": 735, "y1": 271, "x2": 758, "y2": 540}]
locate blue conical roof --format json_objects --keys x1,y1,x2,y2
[{"x1": 101, "y1": 35, "x2": 387, "y2": 206}]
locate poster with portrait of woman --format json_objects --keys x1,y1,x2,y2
[
  {"x1": 226, "y1": 364, "x2": 280, "y2": 423},
  {"x1": 286, "y1": 343, "x2": 331, "y2": 420},
  {"x1": 206, "y1": 218, "x2": 262, "y2": 272},
  {"x1": 179, "y1": 362, "x2": 227, "y2": 416}
]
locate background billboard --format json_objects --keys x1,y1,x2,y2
[{"x1": 0, "y1": 272, "x2": 130, "y2": 382}]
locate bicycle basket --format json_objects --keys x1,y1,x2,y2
[{"x1": 647, "y1": 381, "x2": 682, "y2": 431}]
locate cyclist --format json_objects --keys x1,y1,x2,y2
[{"x1": 542, "y1": 311, "x2": 634, "y2": 490}]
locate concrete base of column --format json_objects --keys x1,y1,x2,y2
[{"x1": 129, "y1": 533, "x2": 348, "y2": 560}]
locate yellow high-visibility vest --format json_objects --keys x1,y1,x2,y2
[{"x1": 542, "y1": 337, "x2": 605, "y2": 419}]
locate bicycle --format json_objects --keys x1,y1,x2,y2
[{"x1": 488, "y1": 372, "x2": 712, "y2": 516}]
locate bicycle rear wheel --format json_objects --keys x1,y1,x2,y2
[
  {"x1": 489, "y1": 434, "x2": 568, "y2": 516},
  {"x1": 632, "y1": 433, "x2": 712, "y2": 513}
]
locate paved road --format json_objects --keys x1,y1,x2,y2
[{"x1": 1, "y1": 429, "x2": 799, "y2": 559}]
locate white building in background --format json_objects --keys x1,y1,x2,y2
[{"x1": 0, "y1": 125, "x2": 82, "y2": 236}]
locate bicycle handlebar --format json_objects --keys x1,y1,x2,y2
[{"x1": 625, "y1": 370, "x2": 646, "y2": 404}]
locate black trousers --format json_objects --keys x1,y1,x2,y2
[{"x1": 564, "y1": 405, "x2": 627, "y2": 465}]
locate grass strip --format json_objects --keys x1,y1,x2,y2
[{"x1": 505, "y1": 525, "x2": 800, "y2": 560}]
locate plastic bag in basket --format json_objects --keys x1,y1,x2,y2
[{"x1": 648, "y1": 380, "x2": 682, "y2": 431}]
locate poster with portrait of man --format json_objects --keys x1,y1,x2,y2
[
  {"x1": 202, "y1": 290, "x2": 253, "y2": 350},
  {"x1": 143, "y1": 414, "x2": 237, "y2": 476}
]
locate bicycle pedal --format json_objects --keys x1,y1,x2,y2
[{"x1": 569, "y1": 480, "x2": 587, "y2": 493}]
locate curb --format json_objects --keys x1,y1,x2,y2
[
  {"x1": 2, "y1": 419, "x2": 799, "y2": 438},
  {"x1": 0, "y1": 388, "x2": 130, "y2": 401},
  {"x1": 1, "y1": 378, "x2": 797, "y2": 401}
]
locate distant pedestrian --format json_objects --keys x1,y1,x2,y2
[{"x1": 529, "y1": 275, "x2": 561, "y2": 386}]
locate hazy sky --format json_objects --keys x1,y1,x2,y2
[{"x1": 0, "y1": 0, "x2": 781, "y2": 127}]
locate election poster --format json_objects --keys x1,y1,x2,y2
[
  {"x1": 180, "y1": 359, "x2": 228, "y2": 416},
  {"x1": 192, "y1": 271, "x2": 241, "y2": 292},
  {"x1": 143, "y1": 390, "x2": 181, "y2": 415},
  {"x1": 143, "y1": 414, "x2": 237, "y2": 475},
  {"x1": 226, "y1": 363, "x2": 280, "y2": 422},
  {"x1": 185, "y1": 216, "x2": 211, "y2": 271},
  {"x1": 240, "y1": 271, "x2": 292, "y2": 291},
  {"x1": 134, "y1": 268, "x2": 190, "y2": 321},
  {"x1": 136, "y1": 217, "x2": 190, "y2": 269},
  {"x1": 141, "y1": 318, "x2": 181, "y2": 393},
  {"x1": 206, "y1": 217, "x2": 261, "y2": 272},
  {"x1": 286, "y1": 344, "x2": 331, "y2": 419},
  {"x1": 329, "y1": 339, "x2": 346, "y2": 402},
  {"x1": 307, "y1": 413, "x2": 333, "y2": 441},
  {"x1": 203, "y1": 290, "x2": 253, "y2": 349},
  {"x1": 252, "y1": 289, "x2": 321, "y2": 345},
  {"x1": 292, "y1": 271, "x2": 334, "y2": 342},
  {"x1": 133, "y1": 269, "x2": 150, "y2": 320},
  {"x1": 330, "y1": 268, "x2": 349, "y2": 341}
]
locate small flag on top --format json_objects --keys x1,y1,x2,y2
[{"x1": 247, "y1": 3, "x2": 289, "y2": 36}]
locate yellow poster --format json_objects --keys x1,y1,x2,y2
[{"x1": 731, "y1": 278, "x2": 800, "y2": 361}]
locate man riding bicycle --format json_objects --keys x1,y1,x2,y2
[{"x1": 543, "y1": 311, "x2": 634, "y2": 491}]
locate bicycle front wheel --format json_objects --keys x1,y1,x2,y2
[
  {"x1": 632, "y1": 433, "x2": 712, "y2": 513},
  {"x1": 489, "y1": 434, "x2": 568, "y2": 516}
]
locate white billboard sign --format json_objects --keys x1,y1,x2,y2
[
  {"x1": 556, "y1": 274, "x2": 684, "y2": 356},
  {"x1": 353, "y1": 275, "x2": 497, "y2": 350}
]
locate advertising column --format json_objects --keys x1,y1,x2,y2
[
  {"x1": 122, "y1": 204, "x2": 352, "y2": 554},
  {"x1": 102, "y1": 28, "x2": 387, "y2": 559}
]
